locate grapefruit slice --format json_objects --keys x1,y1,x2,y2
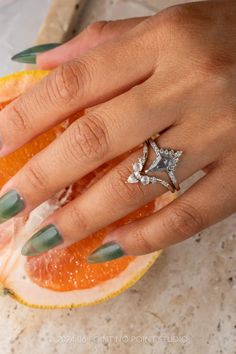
[{"x1": 0, "y1": 70, "x2": 175, "y2": 308}]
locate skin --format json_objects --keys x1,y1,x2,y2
[{"x1": 1, "y1": 0, "x2": 236, "y2": 258}]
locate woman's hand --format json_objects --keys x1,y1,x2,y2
[{"x1": 3, "y1": 0, "x2": 236, "y2": 262}]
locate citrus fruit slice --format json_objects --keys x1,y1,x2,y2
[{"x1": 0, "y1": 70, "x2": 175, "y2": 308}]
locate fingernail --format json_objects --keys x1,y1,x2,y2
[
  {"x1": 11, "y1": 43, "x2": 61, "y2": 64},
  {"x1": 21, "y1": 224, "x2": 63, "y2": 256},
  {"x1": 87, "y1": 242, "x2": 125, "y2": 264},
  {"x1": 0, "y1": 190, "x2": 25, "y2": 223}
]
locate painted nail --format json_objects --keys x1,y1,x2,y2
[
  {"x1": 87, "y1": 242, "x2": 125, "y2": 264},
  {"x1": 11, "y1": 43, "x2": 61, "y2": 64},
  {"x1": 21, "y1": 224, "x2": 63, "y2": 256},
  {"x1": 0, "y1": 190, "x2": 25, "y2": 223}
]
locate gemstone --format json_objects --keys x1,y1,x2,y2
[
  {"x1": 175, "y1": 151, "x2": 182, "y2": 157},
  {"x1": 152, "y1": 156, "x2": 171, "y2": 171},
  {"x1": 138, "y1": 157, "x2": 145, "y2": 164},
  {"x1": 127, "y1": 174, "x2": 138, "y2": 183},
  {"x1": 141, "y1": 176, "x2": 150, "y2": 185},
  {"x1": 150, "y1": 177, "x2": 159, "y2": 183},
  {"x1": 133, "y1": 162, "x2": 142, "y2": 172}
]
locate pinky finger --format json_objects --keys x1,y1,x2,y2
[{"x1": 88, "y1": 161, "x2": 236, "y2": 262}]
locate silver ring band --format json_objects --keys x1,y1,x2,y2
[{"x1": 127, "y1": 138, "x2": 183, "y2": 193}]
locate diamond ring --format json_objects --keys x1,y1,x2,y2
[{"x1": 127, "y1": 138, "x2": 183, "y2": 192}]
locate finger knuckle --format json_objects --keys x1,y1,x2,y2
[
  {"x1": 50, "y1": 60, "x2": 92, "y2": 105},
  {"x1": 69, "y1": 203, "x2": 89, "y2": 232},
  {"x1": 159, "y1": 4, "x2": 232, "y2": 77},
  {"x1": 9, "y1": 103, "x2": 32, "y2": 132},
  {"x1": 64, "y1": 114, "x2": 109, "y2": 162},
  {"x1": 131, "y1": 227, "x2": 154, "y2": 254},
  {"x1": 196, "y1": 53, "x2": 233, "y2": 79},
  {"x1": 157, "y1": 4, "x2": 199, "y2": 47},
  {"x1": 86, "y1": 21, "x2": 110, "y2": 37},
  {"x1": 159, "y1": 4, "x2": 189, "y2": 28},
  {"x1": 108, "y1": 165, "x2": 145, "y2": 206},
  {"x1": 165, "y1": 202, "x2": 204, "y2": 238},
  {"x1": 24, "y1": 160, "x2": 49, "y2": 193}
]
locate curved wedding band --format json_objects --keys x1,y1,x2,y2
[{"x1": 127, "y1": 138, "x2": 183, "y2": 193}]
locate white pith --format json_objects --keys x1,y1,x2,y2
[{"x1": 0, "y1": 191, "x2": 159, "y2": 306}]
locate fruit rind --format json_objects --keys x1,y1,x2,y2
[{"x1": 6, "y1": 251, "x2": 161, "y2": 309}]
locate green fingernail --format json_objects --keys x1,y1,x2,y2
[
  {"x1": 87, "y1": 242, "x2": 125, "y2": 264},
  {"x1": 11, "y1": 43, "x2": 61, "y2": 64},
  {"x1": 21, "y1": 224, "x2": 63, "y2": 257},
  {"x1": 0, "y1": 190, "x2": 25, "y2": 223}
]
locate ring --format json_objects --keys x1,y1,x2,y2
[{"x1": 127, "y1": 138, "x2": 183, "y2": 193}]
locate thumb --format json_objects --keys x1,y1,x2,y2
[{"x1": 37, "y1": 17, "x2": 147, "y2": 69}]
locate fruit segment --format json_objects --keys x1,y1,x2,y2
[{"x1": 25, "y1": 202, "x2": 156, "y2": 291}]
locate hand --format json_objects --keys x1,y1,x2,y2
[{"x1": 3, "y1": 0, "x2": 236, "y2": 262}]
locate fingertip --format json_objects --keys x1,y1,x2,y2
[{"x1": 87, "y1": 241, "x2": 125, "y2": 264}]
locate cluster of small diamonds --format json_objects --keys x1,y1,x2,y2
[
  {"x1": 163, "y1": 149, "x2": 183, "y2": 172},
  {"x1": 128, "y1": 160, "x2": 173, "y2": 191},
  {"x1": 127, "y1": 140, "x2": 182, "y2": 192}
]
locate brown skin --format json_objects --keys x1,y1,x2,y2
[{"x1": 1, "y1": 0, "x2": 236, "y2": 256}]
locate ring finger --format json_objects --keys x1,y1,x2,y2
[{"x1": 21, "y1": 121, "x2": 220, "y2": 256}]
